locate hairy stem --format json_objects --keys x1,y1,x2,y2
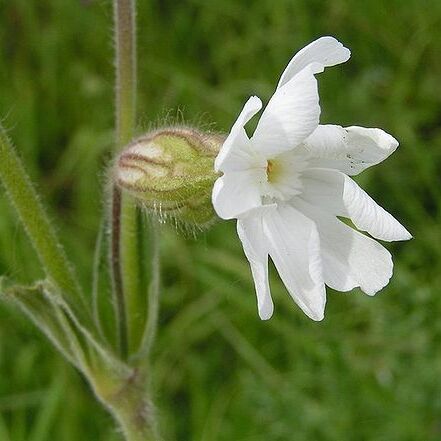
[
  {"x1": 0, "y1": 124, "x2": 84, "y2": 311},
  {"x1": 114, "y1": 0, "x2": 136, "y2": 147},
  {"x1": 111, "y1": 2, "x2": 160, "y2": 439}
]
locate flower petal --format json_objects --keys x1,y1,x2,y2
[
  {"x1": 296, "y1": 200, "x2": 393, "y2": 295},
  {"x1": 303, "y1": 125, "x2": 399, "y2": 175},
  {"x1": 237, "y1": 206, "x2": 276, "y2": 320},
  {"x1": 252, "y1": 65, "x2": 321, "y2": 157},
  {"x1": 277, "y1": 36, "x2": 351, "y2": 89},
  {"x1": 300, "y1": 168, "x2": 412, "y2": 242},
  {"x1": 214, "y1": 96, "x2": 263, "y2": 173},
  {"x1": 262, "y1": 204, "x2": 326, "y2": 321},
  {"x1": 212, "y1": 170, "x2": 263, "y2": 220}
]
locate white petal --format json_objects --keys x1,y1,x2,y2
[
  {"x1": 304, "y1": 125, "x2": 399, "y2": 175},
  {"x1": 212, "y1": 170, "x2": 263, "y2": 220},
  {"x1": 214, "y1": 96, "x2": 263, "y2": 173},
  {"x1": 296, "y1": 200, "x2": 393, "y2": 295},
  {"x1": 262, "y1": 204, "x2": 326, "y2": 321},
  {"x1": 252, "y1": 65, "x2": 321, "y2": 157},
  {"x1": 277, "y1": 36, "x2": 351, "y2": 89},
  {"x1": 237, "y1": 206, "x2": 276, "y2": 320},
  {"x1": 300, "y1": 168, "x2": 412, "y2": 242}
]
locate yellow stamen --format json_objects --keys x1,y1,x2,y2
[{"x1": 266, "y1": 159, "x2": 278, "y2": 182}]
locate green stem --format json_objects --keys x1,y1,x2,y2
[
  {"x1": 111, "y1": 2, "x2": 160, "y2": 439},
  {"x1": 136, "y1": 220, "x2": 161, "y2": 360},
  {"x1": 114, "y1": 0, "x2": 136, "y2": 147},
  {"x1": 111, "y1": 186, "x2": 128, "y2": 357},
  {"x1": 112, "y1": 0, "x2": 142, "y2": 358},
  {"x1": 0, "y1": 124, "x2": 84, "y2": 311},
  {"x1": 91, "y1": 215, "x2": 107, "y2": 340},
  {"x1": 113, "y1": 403, "x2": 158, "y2": 441},
  {"x1": 120, "y1": 197, "x2": 142, "y2": 353},
  {"x1": 93, "y1": 369, "x2": 159, "y2": 441}
]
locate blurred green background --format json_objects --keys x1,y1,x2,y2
[{"x1": 1, "y1": 0, "x2": 441, "y2": 440}]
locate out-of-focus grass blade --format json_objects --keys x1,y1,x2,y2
[
  {"x1": 27, "y1": 377, "x2": 64, "y2": 441},
  {"x1": 0, "y1": 414, "x2": 11, "y2": 441}
]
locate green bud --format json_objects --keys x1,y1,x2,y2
[{"x1": 115, "y1": 127, "x2": 222, "y2": 228}]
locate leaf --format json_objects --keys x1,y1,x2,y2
[
  {"x1": 0, "y1": 278, "x2": 129, "y2": 380},
  {"x1": 92, "y1": 215, "x2": 117, "y2": 347},
  {"x1": 0, "y1": 278, "x2": 87, "y2": 373}
]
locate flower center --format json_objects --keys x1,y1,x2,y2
[
  {"x1": 261, "y1": 154, "x2": 308, "y2": 201},
  {"x1": 266, "y1": 159, "x2": 280, "y2": 183}
]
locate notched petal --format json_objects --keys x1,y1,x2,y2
[{"x1": 277, "y1": 36, "x2": 351, "y2": 89}]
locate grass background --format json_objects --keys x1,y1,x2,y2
[{"x1": 0, "y1": 0, "x2": 441, "y2": 440}]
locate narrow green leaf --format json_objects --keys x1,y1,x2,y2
[
  {"x1": 92, "y1": 215, "x2": 115, "y2": 345},
  {"x1": 0, "y1": 124, "x2": 86, "y2": 318},
  {"x1": 0, "y1": 279, "x2": 82, "y2": 370}
]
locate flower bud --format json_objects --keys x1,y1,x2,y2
[{"x1": 115, "y1": 127, "x2": 222, "y2": 228}]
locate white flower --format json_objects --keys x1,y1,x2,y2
[{"x1": 212, "y1": 36, "x2": 412, "y2": 321}]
